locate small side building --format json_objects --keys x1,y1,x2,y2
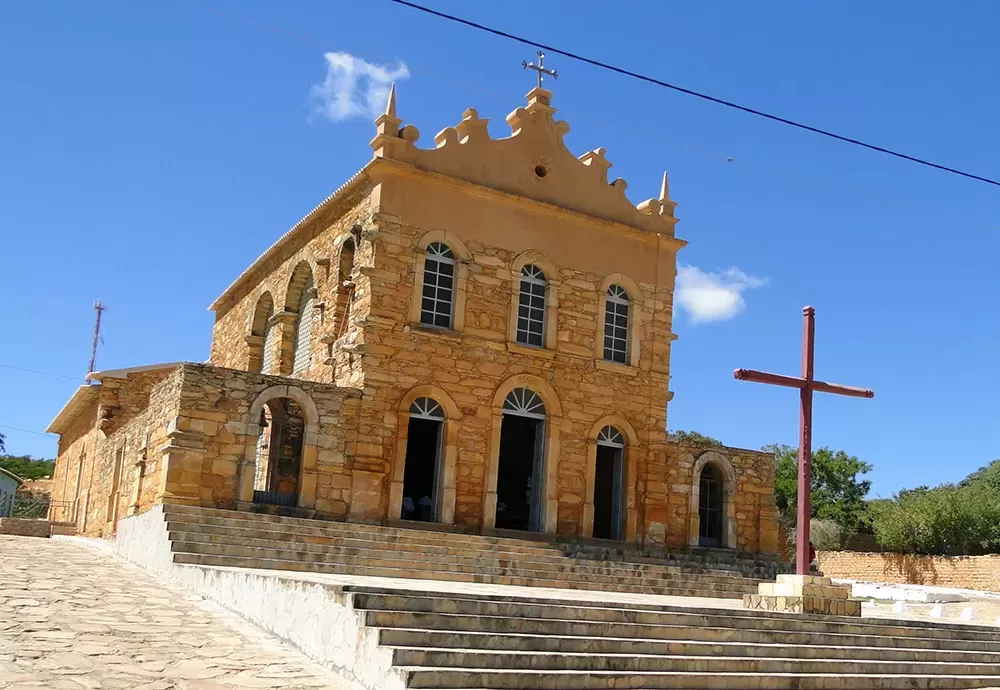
[{"x1": 0, "y1": 467, "x2": 23, "y2": 518}]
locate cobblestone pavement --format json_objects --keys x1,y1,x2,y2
[{"x1": 0, "y1": 536, "x2": 353, "y2": 690}]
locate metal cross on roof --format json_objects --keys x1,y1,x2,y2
[{"x1": 522, "y1": 51, "x2": 558, "y2": 88}]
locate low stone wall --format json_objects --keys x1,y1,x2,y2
[
  {"x1": 818, "y1": 550, "x2": 1000, "y2": 592},
  {"x1": 0, "y1": 518, "x2": 51, "y2": 538}
]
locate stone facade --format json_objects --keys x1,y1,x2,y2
[{"x1": 47, "y1": 85, "x2": 778, "y2": 554}]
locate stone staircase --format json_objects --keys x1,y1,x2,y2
[
  {"x1": 350, "y1": 585, "x2": 1000, "y2": 689},
  {"x1": 160, "y1": 505, "x2": 784, "y2": 599}
]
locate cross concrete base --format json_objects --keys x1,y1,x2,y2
[{"x1": 743, "y1": 573, "x2": 861, "y2": 617}]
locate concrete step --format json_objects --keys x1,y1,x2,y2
[
  {"x1": 171, "y1": 552, "x2": 747, "y2": 598},
  {"x1": 167, "y1": 522, "x2": 757, "y2": 593},
  {"x1": 398, "y1": 668, "x2": 1000, "y2": 689},
  {"x1": 377, "y1": 628, "x2": 1000, "y2": 664},
  {"x1": 390, "y1": 647, "x2": 1000, "y2": 675},
  {"x1": 346, "y1": 589, "x2": 1000, "y2": 644},
  {"x1": 364, "y1": 610, "x2": 1000, "y2": 654},
  {"x1": 161, "y1": 504, "x2": 785, "y2": 578},
  {"x1": 168, "y1": 539, "x2": 758, "y2": 594}
]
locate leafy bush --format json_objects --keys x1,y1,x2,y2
[{"x1": 869, "y1": 470, "x2": 1000, "y2": 556}]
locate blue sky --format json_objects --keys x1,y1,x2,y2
[{"x1": 2, "y1": 1, "x2": 998, "y2": 497}]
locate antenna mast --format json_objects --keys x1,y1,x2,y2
[{"x1": 87, "y1": 299, "x2": 107, "y2": 379}]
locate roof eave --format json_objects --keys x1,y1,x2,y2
[{"x1": 45, "y1": 385, "x2": 99, "y2": 435}]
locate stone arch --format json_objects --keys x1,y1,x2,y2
[
  {"x1": 688, "y1": 450, "x2": 737, "y2": 549},
  {"x1": 237, "y1": 385, "x2": 320, "y2": 511},
  {"x1": 283, "y1": 260, "x2": 317, "y2": 311},
  {"x1": 596, "y1": 273, "x2": 642, "y2": 366},
  {"x1": 409, "y1": 230, "x2": 470, "y2": 332},
  {"x1": 332, "y1": 235, "x2": 358, "y2": 339},
  {"x1": 583, "y1": 415, "x2": 639, "y2": 540},
  {"x1": 509, "y1": 251, "x2": 560, "y2": 349},
  {"x1": 250, "y1": 292, "x2": 275, "y2": 336},
  {"x1": 511, "y1": 250, "x2": 559, "y2": 282},
  {"x1": 415, "y1": 229, "x2": 472, "y2": 260},
  {"x1": 247, "y1": 292, "x2": 275, "y2": 373},
  {"x1": 281, "y1": 261, "x2": 317, "y2": 376},
  {"x1": 484, "y1": 375, "x2": 562, "y2": 533},
  {"x1": 389, "y1": 385, "x2": 462, "y2": 524}
]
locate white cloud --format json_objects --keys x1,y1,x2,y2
[
  {"x1": 310, "y1": 52, "x2": 410, "y2": 122},
  {"x1": 675, "y1": 265, "x2": 767, "y2": 323}
]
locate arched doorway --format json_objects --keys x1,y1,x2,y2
[
  {"x1": 252, "y1": 398, "x2": 305, "y2": 507},
  {"x1": 495, "y1": 388, "x2": 546, "y2": 532},
  {"x1": 400, "y1": 397, "x2": 445, "y2": 522},
  {"x1": 698, "y1": 463, "x2": 724, "y2": 547},
  {"x1": 593, "y1": 426, "x2": 626, "y2": 540}
]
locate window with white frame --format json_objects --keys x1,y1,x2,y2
[
  {"x1": 604, "y1": 284, "x2": 630, "y2": 364},
  {"x1": 516, "y1": 265, "x2": 547, "y2": 347},
  {"x1": 420, "y1": 242, "x2": 456, "y2": 328}
]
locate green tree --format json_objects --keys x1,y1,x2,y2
[
  {"x1": 668, "y1": 430, "x2": 723, "y2": 447},
  {"x1": 0, "y1": 455, "x2": 55, "y2": 481},
  {"x1": 764, "y1": 444, "x2": 873, "y2": 535}
]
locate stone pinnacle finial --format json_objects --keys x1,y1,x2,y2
[
  {"x1": 384, "y1": 83, "x2": 397, "y2": 118},
  {"x1": 659, "y1": 171, "x2": 670, "y2": 202}
]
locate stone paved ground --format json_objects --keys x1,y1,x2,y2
[{"x1": 0, "y1": 536, "x2": 353, "y2": 690}]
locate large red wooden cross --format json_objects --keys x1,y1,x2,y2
[{"x1": 734, "y1": 306, "x2": 874, "y2": 576}]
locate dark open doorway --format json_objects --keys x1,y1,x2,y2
[
  {"x1": 699, "y1": 463, "x2": 724, "y2": 547},
  {"x1": 401, "y1": 416, "x2": 442, "y2": 522},
  {"x1": 495, "y1": 414, "x2": 544, "y2": 531},
  {"x1": 593, "y1": 445, "x2": 624, "y2": 539},
  {"x1": 253, "y1": 398, "x2": 304, "y2": 507}
]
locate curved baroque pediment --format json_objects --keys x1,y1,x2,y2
[{"x1": 369, "y1": 86, "x2": 677, "y2": 235}]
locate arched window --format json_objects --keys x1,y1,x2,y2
[
  {"x1": 409, "y1": 396, "x2": 444, "y2": 420},
  {"x1": 502, "y1": 387, "x2": 547, "y2": 418},
  {"x1": 604, "y1": 284, "x2": 630, "y2": 364},
  {"x1": 517, "y1": 265, "x2": 547, "y2": 347},
  {"x1": 420, "y1": 242, "x2": 455, "y2": 329},
  {"x1": 292, "y1": 273, "x2": 315, "y2": 375},
  {"x1": 250, "y1": 292, "x2": 274, "y2": 374},
  {"x1": 597, "y1": 425, "x2": 625, "y2": 448},
  {"x1": 260, "y1": 305, "x2": 277, "y2": 374},
  {"x1": 335, "y1": 238, "x2": 357, "y2": 338}
]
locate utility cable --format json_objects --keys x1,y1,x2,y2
[{"x1": 389, "y1": 0, "x2": 1000, "y2": 188}]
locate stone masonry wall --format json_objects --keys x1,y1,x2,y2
[
  {"x1": 163, "y1": 363, "x2": 359, "y2": 517},
  {"x1": 50, "y1": 368, "x2": 182, "y2": 538},
  {"x1": 818, "y1": 551, "x2": 1000, "y2": 592},
  {"x1": 346, "y1": 188, "x2": 676, "y2": 539},
  {"x1": 49, "y1": 402, "x2": 96, "y2": 526},
  {"x1": 665, "y1": 442, "x2": 779, "y2": 553}
]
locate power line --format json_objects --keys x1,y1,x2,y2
[
  {"x1": 0, "y1": 425, "x2": 54, "y2": 438},
  {"x1": 388, "y1": 0, "x2": 1000, "y2": 189},
  {"x1": 0, "y1": 364, "x2": 79, "y2": 381}
]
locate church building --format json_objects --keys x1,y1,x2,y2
[{"x1": 46, "y1": 82, "x2": 779, "y2": 555}]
